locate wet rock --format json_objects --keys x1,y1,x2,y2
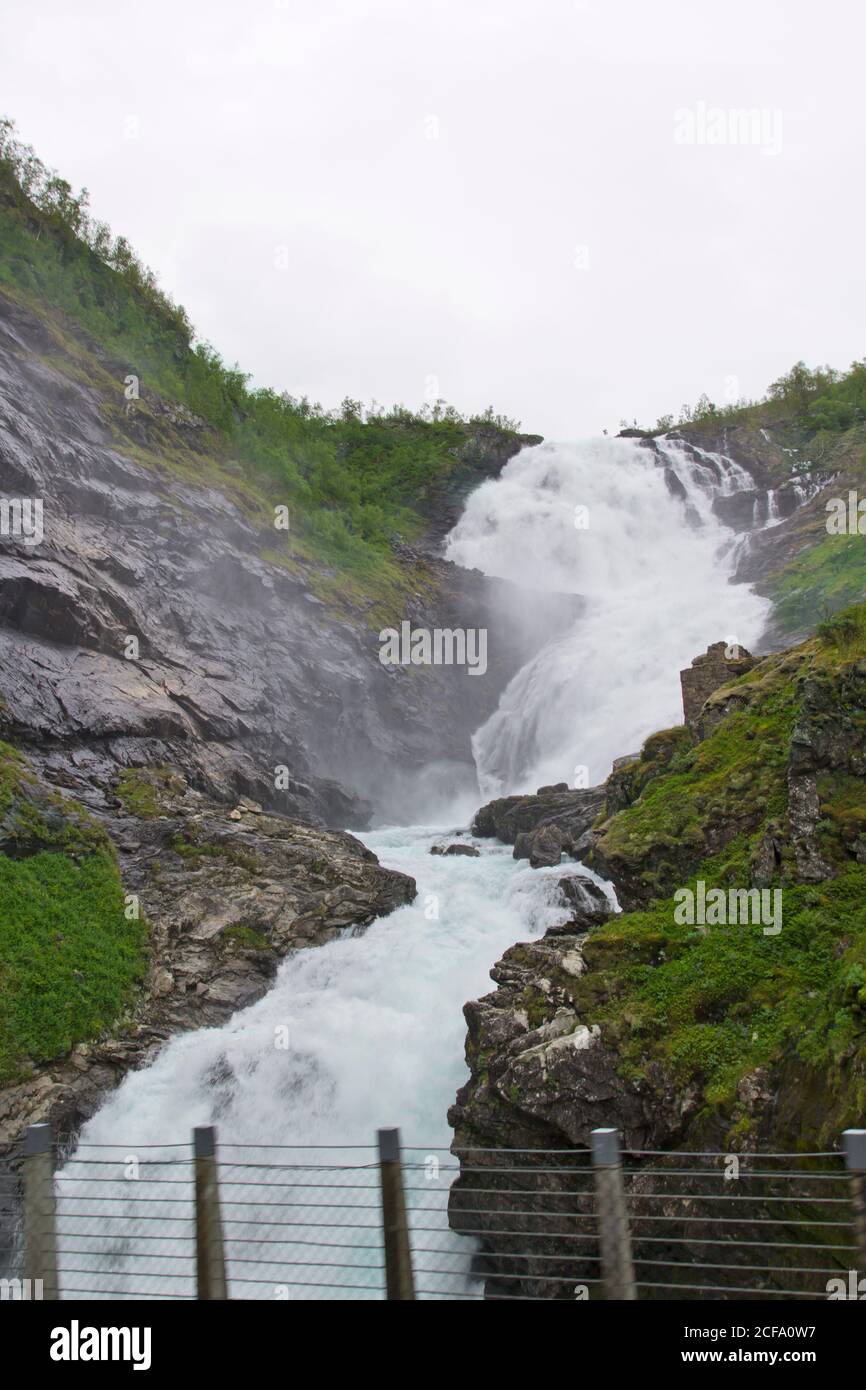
[
  {"x1": 430, "y1": 842, "x2": 480, "y2": 857},
  {"x1": 553, "y1": 875, "x2": 610, "y2": 930},
  {"x1": 0, "y1": 764, "x2": 415, "y2": 1148},
  {"x1": 474, "y1": 784, "x2": 606, "y2": 853},
  {"x1": 528, "y1": 824, "x2": 563, "y2": 868},
  {"x1": 0, "y1": 290, "x2": 579, "y2": 828},
  {"x1": 446, "y1": 929, "x2": 653, "y2": 1297}
]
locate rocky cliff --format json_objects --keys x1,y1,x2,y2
[
  {"x1": 0, "y1": 752, "x2": 415, "y2": 1146},
  {"x1": 449, "y1": 611, "x2": 866, "y2": 1294},
  {"x1": 0, "y1": 288, "x2": 572, "y2": 831},
  {"x1": 0, "y1": 278, "x2": 577, "y2": 1155},
  {"x1": 664, "y1": 414, "x2": 866, "y2": 649}
]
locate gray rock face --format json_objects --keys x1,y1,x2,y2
[
  {"x1": 447, "y1": 902, "x2": 658, "y2": 1298},
  {"x1": 0, "y1": 290, "x2": 574, "y2": 827},
  {"x1": 0, "y1": 765, "x2": 415, "y2": 1148},
  {"x1": 550, "y1": 874, "x2": 610, "y2": 931},
  {"x1": 680, "y1": 641, "x2": 756, "y2": 727},
  {"x1": 527, "y1": 823, "x2": 563, "y2": 867},
  {"x1": 474, "y1": 783, "x2": 606, "y2": 865}
]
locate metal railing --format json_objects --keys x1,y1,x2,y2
[{"x1": 2, "y1": 1124, "x2": 864, "y2": 1300}]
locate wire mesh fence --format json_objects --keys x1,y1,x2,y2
[{"x1": 1, "y1": 1124, "x2": 864, "y2": 1301}]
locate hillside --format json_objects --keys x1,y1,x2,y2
[
  {"x1": 459, "y1": 607, "x2": 866, "y2": 1168},
  {"x1": 0, "y1": 124, "x2": 560, "y2": 1121},
  {"x1": 668, "y1": 374, "x2": 866, "y2": 645},
  {"x1": 2, "y1": 121, "x2": 865, "y2": 1178}
]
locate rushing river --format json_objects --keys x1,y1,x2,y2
[{"x1": 53, "y1": 436, "x2": 771, "y2": 1297}]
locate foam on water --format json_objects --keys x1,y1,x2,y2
[
  {"x1": 55, "y1": 829, "x2": 610, "y2": 1297},
  {"x1": 53, "y1": 434, "x2": 770, "y2": 1298},
  {"x1": 445, "y1": 436, "x2": 771, "y2": 797}
]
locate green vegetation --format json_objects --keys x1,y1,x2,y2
[
  {"x1": 815, "y1": 604, "x2": 866, "y2": 653},
  {"x1": 222, "y1": 925, "x2": 270, "y2": 951},
  {"x1": 116, "y1": 767, "x2": 163, "y2": 819},
  {"x1": 0, "y1": 746, "x2": 147, "y2": 1086},
  {"x1": 644, "y1": 360, "x2": 866, "y2": 439},
  {"x1": 573, "y1": 871, "x2": 866, "y2": 1130},
  {"x1": 170, "y1": 828, "x2": 261, "y2": 875},
  {"x1": 0, "y1": 119, "x2": 525, "y2": 600},
  {"x1": 591, "y1": 652, "x2": 802, "y2": 901},
  {"x1": 772, "y1": 535, "x2": 866, "y2": 637},
  {"x1": 565, "y1": 611, "x2": 866, "y2": 1143}
]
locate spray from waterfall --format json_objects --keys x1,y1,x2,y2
[
  {"x1": 444, "y1": 436, "x2": 771, "y2": 799},
  {"x1": 47, "y1": 433, "x2": 771, "y2": 1299}
]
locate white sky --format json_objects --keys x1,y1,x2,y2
[{"x1": 2, "y1": 0, "x2": 863, "y2": 438}]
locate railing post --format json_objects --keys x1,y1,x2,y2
[
  {"x1": 377, "y1": 1127, "x2": 415, "y2": 1300},
  {"x1": 590, "y1": 1127, "x2": 636, "y2": 1300},
  {"x1": 194, "y1": 1126, "x2": 228, "y2": 1300},
  {"x1": 23, "y1": 1122, "x2": 58, "y2": 1300},
  {"x1": 843, "y1": 1129, "x2": 866, "y2": 1281}
]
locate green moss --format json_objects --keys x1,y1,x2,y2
[
  {"x1": 0, "y1": 850, "x2": 146, "y2": 1086},
  {"x1": 222, "y1": 925, "x2": 270, "y2": 951},
  {"x1": 593, "y1": 658, "x2": 799, "y2": 900},
  {"x1": 116, "y1": 768, "x2": 162, "y2": 819},
  {"x1": 171, "y1": 828, "x2": 261, "y2": 875},
  {"x1": 520, "y1": 985, "x2": 555, "y2": 1029},
  {"x1": 773, "y1": 536, "x2": 866, "y2": 636},
  {"x1": 0, "y1": 743, "x2": 149, "y2": 1083},
  {"x1": 0, "y1": 738, "x2": 27, "y2": 817},
  {"x1": 572, "y1": 872, "x2": 866, "y2": 1127},
  {"x1": 573, "y1": 611, "x2": 866, "y2": 1143}
]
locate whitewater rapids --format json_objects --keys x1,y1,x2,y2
[
  {"x1": 52, "y1": 435, "x2": 771, "y2": 1298},
  {"x1": 445, "y1": 436, "x2": 770, "y2": 796}
]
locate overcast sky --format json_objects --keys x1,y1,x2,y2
[{"x1": 2, "y1": 0, "x2": 863, "y2": 438}]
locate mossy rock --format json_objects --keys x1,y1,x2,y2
[{"x1": 0, "y1": 744, "x2": 147, "y2": 1086}]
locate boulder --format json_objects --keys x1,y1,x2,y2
[
  {"x1": 528, "y1": 823, "x2": 563, "y2": 868},
  {"x1": 680, "y1": 641, "x2": 756, "y2": 728}
]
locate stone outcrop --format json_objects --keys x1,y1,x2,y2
[
  {"x1": 447, "y1": 884, "x2": 651, "y2": 1298},
  {"x1": 449, "y1": 628, "x2": 866, "y2": 1295},
  {"x1": 0, "y1": 288, "x2": 575, "y2": 828},
  {"x1": 680, "y1": 641, "x2": 756, "y2": 727},
  {"x1": 472, "y1": 782, "x2": 606, "y2": 864},
  {"x1": 0, "y1": 763, "x2": 415, "y2": 1148}
]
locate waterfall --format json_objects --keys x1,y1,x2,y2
[
  {"x1": 49, "y1": 434, "x2": 770, "y2": 1298},
  {"x1": 53, "y1": 829, "x2": 605, "y2": 1298},
  {"x1": 444, "y1": 436, "x2": 771, "y2": 798}
]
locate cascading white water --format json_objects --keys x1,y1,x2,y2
[
  {"x1": 51, "y1": 434, "x2": 771, "y2": 1299},
  {"x1": 445, "y1": 437, "x2": 771, "y2": 798},
  {"x1": 54, "y1": 830, "x2": 605, "y2": 1298}
]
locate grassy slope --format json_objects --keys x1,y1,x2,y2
[
  {"x1": 679, "y1": 409, "x2": 866, "y2": 640},
  {"x1": 0, "y1": 154, "x2": 529, "y2": 621},
  {"x1": 553, "y1": 610, "x2": 866, "y2": 1146},
  {"x1": 0, "y1": 132, "x2": 534, "y2": 1088},
  {"x1": 0, "y1": 745, "x2": 147, "y2": 1086},
  {"x1": 771, "y1": 485, "x2": 866, "y2": 638}
]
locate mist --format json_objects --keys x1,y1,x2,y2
[{"x1": 2, "y1": 0, "x2": 864, "y2": 438}]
